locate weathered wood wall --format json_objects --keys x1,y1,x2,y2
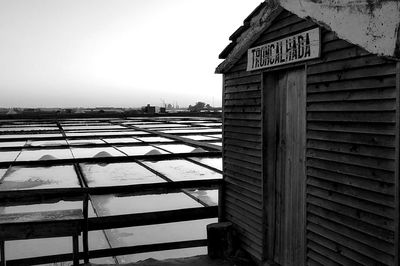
[{"x1": 222, "y1": 9, "x2": 398, "y2": 265}]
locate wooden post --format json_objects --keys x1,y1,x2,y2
[
  {"x1": 72, "y1": 234, "x2": 79, "y2": 266},
  {"x1": 207, "y1": 222, "x2": 233, "y2": 259},
  {"x1": 395, "y1": 61, "x2": 400, "y2": 266},
  {"x1": 219, "y1": 74, "x2": 226, "y2": 222},
  {"x1": 83, "y1": 193, "x2": 89, "y2": 263},
  {"x1": 0, "y1": 240, "x2": 5, "y2": 266}
]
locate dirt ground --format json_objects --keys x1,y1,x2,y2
[{"x1": 86, "y1": 255, "x2": 234, "y2": 266}]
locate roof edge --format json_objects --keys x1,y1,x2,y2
[{"x1": 215, "y1": 1, "x2": 282, "y2": 74}]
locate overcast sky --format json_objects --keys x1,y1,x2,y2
[{"x1": 0, "y1": 0, "x2": 261, "y2": 108}]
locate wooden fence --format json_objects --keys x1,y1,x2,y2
[{"x1": 1, "y1": 178, "x2": 221, "y2": 266}]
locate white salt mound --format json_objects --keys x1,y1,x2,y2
[
  {"x1": 145, "y1": 149, "x2": 162, "y2": 155},
  {"x1": 191, "y1": 147, "x2": 206, "y2": 153},
  {"x1": 93, "y1": 151, "x2": 112, "y2": 158},
  {"x1": 38, "y1": 154, "x2": 58, "y2": 160}
]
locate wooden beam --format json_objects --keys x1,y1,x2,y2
[
  {"x1": 88, "y1": 206, "x2": 218, "y2": 230},
  {"x1": 0, "y1": 179, "x2": 222, "y2": 201},
  {"x1": 0, "y1": 151, "x2": 221, "y2": 168},
  {"x1": 4, "y1": 239, "x2": 208, "y2": 266}
]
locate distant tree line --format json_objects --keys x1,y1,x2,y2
[{"x1": 188, "y1": 102, "x2": 212, "y2": 112}]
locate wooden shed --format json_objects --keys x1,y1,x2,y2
[{"x1": 216, "y1": 1, "x2": 400, "y2": 265}]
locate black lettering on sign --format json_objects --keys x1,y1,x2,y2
[
  {"x1": 275, "y1": 42, "x2": 280, "y2": 64},
  {"x1": 305, "y1": 33, "x2": 311, "y2": 57},
  {"x1": 298, "y1": 35, "x2": 304, "y2": 59},
  {"x1": 270, "y1": 44, "x2": 275, "y2": 64},
  {"x1": 292, "y1": 37, "x2": 297, "y2": 60},
  {"x1": 251, "y1": 49, "x2": 257, "y2": 69},
  {"x1": 280, "y1": 41, "x2": 285, "y2": 63},
  {"x1": 247, "y1": 28, "x2": 319, "y2": 71}
]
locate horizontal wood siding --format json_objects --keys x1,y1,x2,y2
[
  {"x1": 223, "y1": 53, "x2": 264, "y2": 261},
  {"x1": 306, "y1": 27, "x2": 397, "y2": 266}
]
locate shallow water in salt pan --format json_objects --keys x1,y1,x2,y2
[
  {"x1": 0, "y1": 150, "x2": 20, "y2": 162},
  {"x1": 154, "y1": 144, "x2": 197, "y2": 153},
  {"x1": 142, "y1": 159, "x2": 222, "y2": 182},
  {"x1": 136, "y1": 136, "x2": 175, "y2": 143},
  {"x1": 91, "y1": 192, "x2": 202, "y2": 216},
  {"x1": 190, "y1": 157, "x2": 222, "y2": 171},
  {"x1": 0, "y1": 165, "x2": 80, "y2": 190},
  {"x1": 116, "y1": 145, "x2": 168, "y2": 156},
  {"x1": 67, "y1": 139, "x2": 104, "y2": 145},
  {"x1": 101, "y1": 137, "x2": 141, "y2": 144},
  {"x1": 0, "y1": 141, "x2": 26, "y2": 148},
  {"x1": 80, "y1": 162, "x2": 166, "y2": 187},
  {"x1": 71, "y1": 147, "x2": 125, "y2": 158},
  {"x1": 0, "y1": 133, "x2": 62, "y2": 139},
  {"x1": 25, "y1": 139, "x2": 68, "y2": 147},
  {"x1": 16, "y1": 149, "x2": 73, "y2": 161}
]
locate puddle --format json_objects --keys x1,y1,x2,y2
[
  {"x1": 80, "y1": 162, "x2": 166, "y2": 187},
  {"x1": 141, "y1": 160, "x2": 222, "y2": 182},
  {"x1": 0, "y1": 165, "x2": 80, "y2": 190}
]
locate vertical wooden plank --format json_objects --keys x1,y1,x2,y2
[
  {"x1": 395, "y1": 61, "x2": 400, "y2": 266},
  {"x1": 219, "y1": 74, "x2": 226, "y2": 222},
  {"x1": 275, "y1": 71, "x2": 287, "y2": 265},
  {"x1": 281, "y1": 68, "x2": 306, "y2": 266},
  {"x1": 301, "y1": 65, "x2": 307, "y2": 266},
  {"x1": 0, "y1": 240, "x2": 5, "y2": 266},
  {"x1": 261, "y1": 72, "x2": 268, "y2": 262},
  {"x1": 265, "y1": 72, "x2": 278, "y2": 262},
  {"x1": 264, "y1": 67, "x2": 306, "y2": 266}
]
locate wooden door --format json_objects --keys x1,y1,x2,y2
[{"x1": 264, "y1": 67, "x2": 306, "y2": 266}]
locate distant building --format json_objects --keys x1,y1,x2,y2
[{"x1": 142, "y1": 104, "x2": 166, "y2": 114}]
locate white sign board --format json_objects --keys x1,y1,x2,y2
[{"x1": 247, "y1": 28, "x2": 320, "y2": 71}]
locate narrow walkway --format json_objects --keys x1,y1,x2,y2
[{"x1": 86, "y1": 255, "x2": 233, "y2": 266}]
